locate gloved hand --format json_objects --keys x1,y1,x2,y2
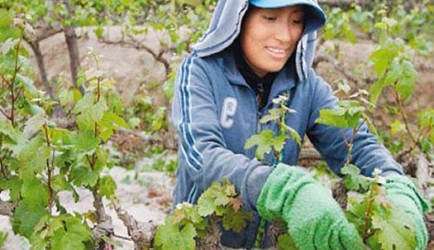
[
  {"x1": 384, "y1": 175, "x2": 431, "y2": 250},
  {"x1": 257, "y1": 163, "x2": 364, "y2": 250}
]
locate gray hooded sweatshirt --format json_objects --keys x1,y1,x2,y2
[{"x1": 171, "y1": 0, "x2": 403, "y2": 248}]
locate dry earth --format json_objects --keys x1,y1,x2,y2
[{"x1": 1, "y1": 26, "x2": 433, "y2": 249}]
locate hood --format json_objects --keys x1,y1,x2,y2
[{"x1": 192, "y1": 0, "x2": 326, "y2": 81}]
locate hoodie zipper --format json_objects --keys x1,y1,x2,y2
[{"x1": 256, "y1": 82, "x2": 264, "y2": 133}]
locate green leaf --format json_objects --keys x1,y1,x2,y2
[
  {"x1": 222, "y1": 208, "x2": 252, "y2": 233},
  {"x1": 51, "y1": 174, "x2": 74, "y2": 193},
  {"x1": 341, "y1": 164, "x2": 369, "y2": 192},
  {"x1": 419, "y1": 108, "x2": 434, "y2": 129},
  {"x1": 71, "y1": 130, "x2": 99, "y2": 152},
  {"x1": 99, "y1": 111, "x2": 127, "y2": 142},
  {"x1": 197, "y1": 182, "x2": 230, "y2": 217},
  {"x1": 17, "y1": 73, "x2": 38, "y2": 97},
  {"x1": 271, "y1": 134, "x2": 288, "y2": 154},
  {"x1": 155, "y1": 217, "x2": 197, "y2": 250},
  {"x1": 390, "y1": 120, "x2": 405, "y2": 135},
  {"x1": 23, "y1": 113, "x2": 45, "y2": 139},
  {"x1": 0, "y1": 176, "x2": 22, "y2": 202},
  {"x1": 244, "y1": 130, "x2": 275, "y2": 161},
  {"x1": 98, "y1": 175, "x2": 117, "y2": 198},
  {"x1": 51, "y1": 215, "x2": 92, "y2": 250},
  {"x1": 369, "y1": 77, "x2": 387, "y2": 105},
  {"x1": 221, "y1": 178, "x2": 236, "y2": 197},
  {"x1": 395, "y1": 60, "x2": 417, "y2": 100},
  {"x1": 369, "y1": 38, "x2": 402, "y2": 76},
  {"x1": 370, "y1": 208, "x2": 416, "y2": 250},
  {"x1": 72, "y1": 93, "x2": 108, "y2": 131},
  {"x1": 316, "y1": 108, "x2": 348, "y2": 128},
  {"x1": 12, "y1": 203, "x2": 48, "y2": 238},
  {"x1": 0, "y1": 120, "x2": 21, "y2": 144},
  {"x1": 70, "y1": 166, "x2": 99, "y2": 187},
  {"x1": 282, "y1": 124, "x2": 301, "y2": 147},
  {"x1": 259, "y1": 109, "x2": 281, "y2": 124},
  {"x1": 16, "y1": 135, "x2": 50, "y2": 179},
  {"x1": 12, "y1": 178, "x2": 49, "y2": 237},
  {"x1": 278, "y1": 234, "x2": 299, "y2": 250},
  {"x1": 317, "y1": 101, "x2": 365, "y2": 129},
  {"x1": 21, "y1": 177, "x2": 49, "y2": 208},
  {"x1": 173, "y1": 204, "x2": 204, "y2": 226}
]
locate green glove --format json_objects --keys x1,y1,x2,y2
[
  {"x1": 257, "y1": 163, "x2": 364, "y2": 250},
  {"x1": 384, "y1": 175, "x2": 431, "y2": 250}
]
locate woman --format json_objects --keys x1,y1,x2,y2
[{"x1": 171, "y1": 0, "x2": 429, "y2": 249}]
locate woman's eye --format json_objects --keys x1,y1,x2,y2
[
  {"x1": 262, "y1": 15, "x2": 277, "y2": 21},
  {"x1": 292, "y1": 18, "x2": 303, "y2": 24}
]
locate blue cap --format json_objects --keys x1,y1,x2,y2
[{"x1": 249, "y1": 0, "x2": 326, "y2": 33}]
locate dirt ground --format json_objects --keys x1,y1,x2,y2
[{"x1": 1, "y1": 27, "x2": 433, "y2": 249}]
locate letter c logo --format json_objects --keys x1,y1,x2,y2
[{"x1": 220, "y1": 97, "x2": 237, "y2": 128}]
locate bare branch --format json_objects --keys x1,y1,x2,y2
[{"x1": 114, "y1": 201, "x2": 157, "y2": 250}]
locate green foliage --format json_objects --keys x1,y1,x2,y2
[
  {"x1": 341, "y1": 164, "x2": 369, "y2": 192},
  {"x1": 245, "y1": 94, "x2": 301, "y2": 162},
  {"x1": 0, "y1": 17, "x2": 125, "y2": 248},
  {"x1": 155, "y1": 179, "x2": 253, "y2": 249},
  {"x1": 344, "y1": 168, "x2": 417, "y2": 249},
  {"x1": 29, "y1": 214, "x2": 93, "y2": 250},
  {"x1": 323, "y1": 2, "x2": 434, "y2": 160},
  {"x1": 155, "y1": 216, "x2": 197, "y2": 250}
]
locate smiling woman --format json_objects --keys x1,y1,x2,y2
[{"x1": 170, "y1": 0, "x2": 430, "y2": 249}]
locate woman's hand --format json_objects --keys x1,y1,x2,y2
[{"x1": 257, "y1": 163, "x2": 364, "y2": 250}]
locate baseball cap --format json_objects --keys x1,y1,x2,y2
[{"x1": 249, "y1": 0, "x2": 326, "y2": 33}]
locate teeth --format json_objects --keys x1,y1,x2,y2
[{"x1": 268, "y1": 47, "x2": 285, "y2": 54}]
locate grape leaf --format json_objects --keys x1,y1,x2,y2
[
  {"x1": 341, "y1": 164, "x2": 369, "y2": 192},
  {"x1": 16, "y1": 136, "x2": 50, "y2": 180},
  {"x1": 99, "y1": 111, "x2": 127, "y2": 142},
  {"x1": 72, "y1": 93, "x2": 108, "y2": 131},
  {"x1": 155, "y1": 217, "x2": 197, "y2": 250},
  {"x1": 12, "y1": 179, "x2": 49, "y2": 238},
  {"x1": 259, "y1": 109, "x2": 281, "y2": 124},
  {"x1": 222, "y1": 208, "x2": 253, "y2": 233},
  {"x1": 396, "y1": 61, "x2": 417, "y2": 100},
  {"x1": 50, "y1": 215, "x2": 93, "y2": 250},
  {"x1": 23, "y1": 113, "x2": 45, "y2": 139},
  {"x1": 371, "y1": 208, "x2": 416, "y2": 250},
  {"x1": 0, "y1": 175, "x2": 21, "y2": 202},
  {"x1": 244, "y1": 130, "x2": 274, "y2": 160},
  {"x1": 0, "y1": 120, "x2": 21, "y2": 144},
  {"x1": 70, "y1": 166, "x2": 99, "y2": 187},
  {"x1": 222, "y1": 178, "x2": 236, "y2": 197},
  {"x1": 71, "y1": 130, "x2": 99, "y2": 152},
  {"x1": 98, "y1": 175, "x2": 117, "y2": 198},
  {"x1": 197, "y1": 193, "x2": 215, "y2": 217},
  {"x1": 12, "y1": 203, "x2": 47, "y2": 238},
  {"x1": 51, "y1": 174, "x2": 74, "y2": 193},
  {"x1": 316, "y1": 108, "x2": 348, "y2": 128}
]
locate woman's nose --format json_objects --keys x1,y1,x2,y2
[
  {"x1": 275, "y1": 22, "x2": 296, "y2": 43},
  {"x1": 275, "y1": 25, "x2": 291, "y2": 42}
]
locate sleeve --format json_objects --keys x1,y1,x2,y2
[
  {"x1": 305, "y1": 72, "x2": 403, "y2": 177},
  {"x1": 171, "y1": 55, "x2": 273, "y2": 210}
]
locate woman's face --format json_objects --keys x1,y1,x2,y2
[{"x1": 240, "y1": 5, "x2": 305, "y2": 77}]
